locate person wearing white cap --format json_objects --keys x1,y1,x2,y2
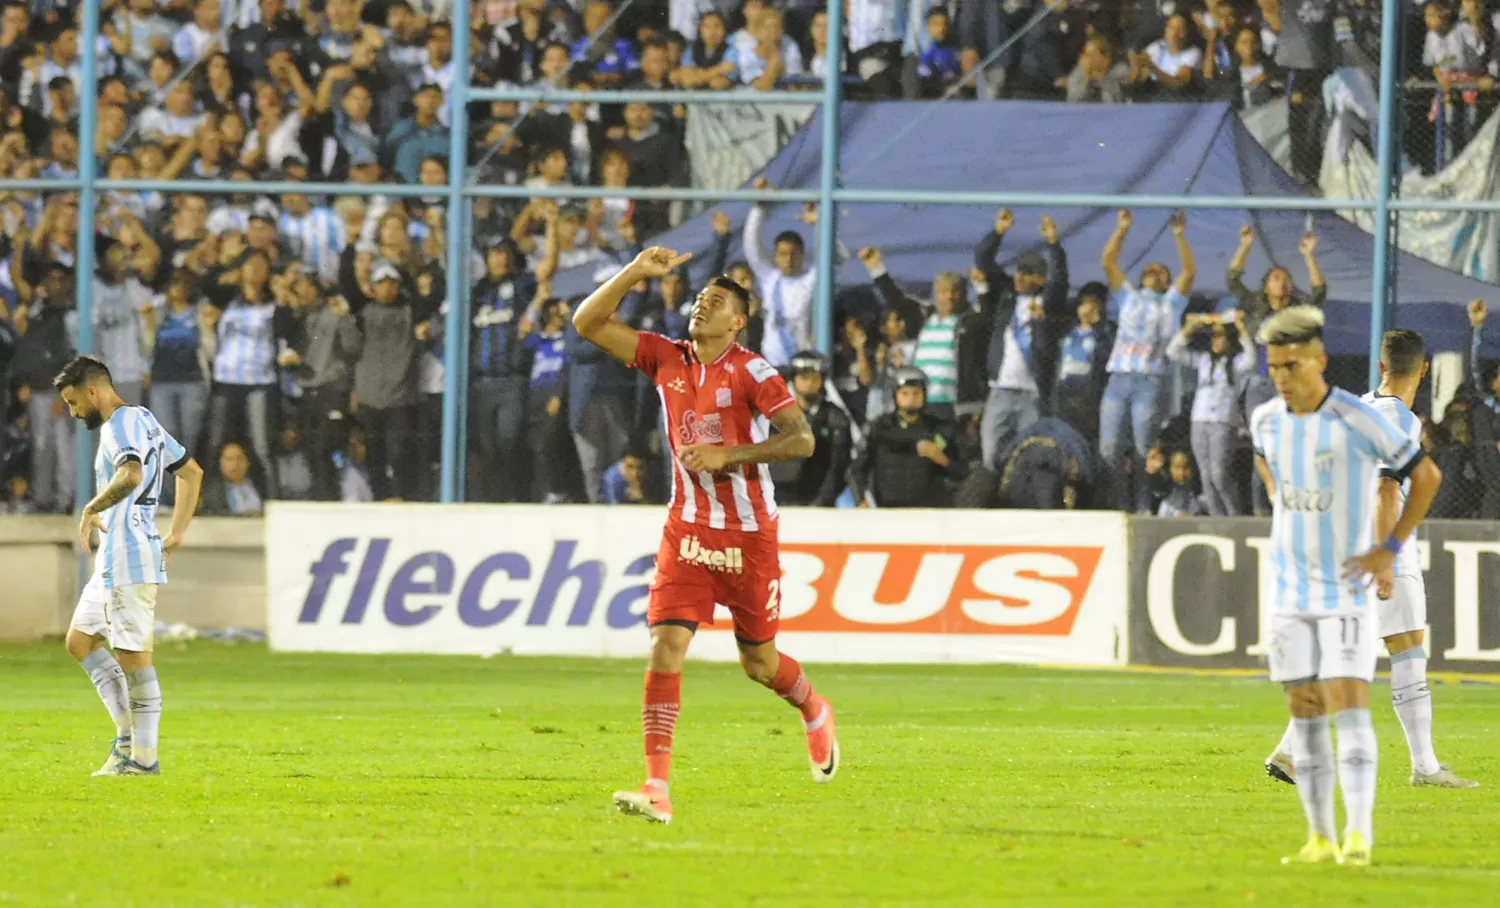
[{"x1": 351, "y1": 262, "x2": 436, "y2": 501}]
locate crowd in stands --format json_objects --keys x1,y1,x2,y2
[{"x1": 0, "y1": 0, "x2": 1495, "y2": 518}]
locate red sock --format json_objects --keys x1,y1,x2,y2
[
  {"x1": 768, "y1": 652, "x2": 821, "y2": 722},
  {"x1": 642, "y1": 670, "x2": 681, "y2": 787}
]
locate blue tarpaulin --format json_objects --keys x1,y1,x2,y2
[{"x1": 555, "y1": 101, "x2": 1499, "y2": 357}]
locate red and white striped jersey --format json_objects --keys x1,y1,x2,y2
[{"x1": 632, "y1": 331, "x2": 798, "y2": 534}]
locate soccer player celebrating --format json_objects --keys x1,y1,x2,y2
[
  {"x1": 572, "y1": 245, "x2": 838, "y2": 825},
  {"x1": 55, "y1": 356, "x2": 204, "y2": 775},
  {"x1": 1265, "y1": 330, "x2": 1477, "y2": 790},
  {"x1": 1250, "y1": 309, "x2": 1441, "y2": 867}
]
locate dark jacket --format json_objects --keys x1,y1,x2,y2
[
  {"x1": 966, "y1": 229, "x2": 1071, "y2": 413},
  {"x1": 1467, "y1": 405, "x2": 1500, "y2": 519},
  {"x1": 289, "y1": 303, "x2": 360, "y2": 392},
  {"x1": 996, "y1": 417, "x2": 1098, "y2": 510},
  {"x1": 352, "y1": 293, "x2": 434, "y2": 410},
  {"x1": 9, "y1": 299, "x2": 75, "y2": 388},
  {"x1": 769, "y1": 396, "x2": 853, "y2": 507},
  {"x1": 850, "y1": 409, "x2": 957, "y2": 508}
]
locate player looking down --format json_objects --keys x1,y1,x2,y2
[
  {"x1": 572, "y1": 245, "x2": 840, "y2": 825},
  {"x1": 1264, "y1": 329, "x2": 1477, "y2": 790},
  {"x1": 55, "y1": 355, "x2": 204, "y2": 776},
  {"x1": 1250, "y1": 308, "x2": 1442, "y2": 867}
]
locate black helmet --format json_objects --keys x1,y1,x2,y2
[
  {"x1": 789, "y1": 350, "x2": 828, "y2": 376},
  {"x1": 892, "y1": 367, "x2": 927, "y2": 391}
]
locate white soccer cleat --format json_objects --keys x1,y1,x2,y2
[
  {"x1": 92, "y1": 736, "x2": 132, "y2": 777},
  {"x1": 613, "y1": 784, "x2": 672, "y2": 824},
  {"x1": 1411, "y1": 765, "x2": 1479, "y2": 788},
  {"x1": 1265, "y1": 750, "x2": 1296, "y2": 786}
]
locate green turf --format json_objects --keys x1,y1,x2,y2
[{"x1": 2, "y1": 642, "x2": 1498, "y2": 907}]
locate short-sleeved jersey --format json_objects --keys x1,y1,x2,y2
[
  {"x1": 1361, "y1": 391, "x2": 1425, "y2": 579},
  {"x1": 633, "y1": 332, "x2": 799, "y2": 533},
  {"x1": 93, "y1": 406, "x2": 188, "y2": 589},
  {"x1": 1250, "y1": 387, "x2": 1423, "y2": 615}
]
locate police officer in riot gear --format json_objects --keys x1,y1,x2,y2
[
  {"x1": 850, "y1": 368, "x2": 959, "y2": 507},
  {"x1": 769, "y1": 351, "x2": 854, "y2": 506}
]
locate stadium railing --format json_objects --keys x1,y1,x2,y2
[{"x1": 5, "y1": 0, "x2": 1445, "y2": 509}]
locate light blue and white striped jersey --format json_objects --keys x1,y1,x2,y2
[
  {"x1": 213, "y1": 300, "x2": 279, "y2": 386},
  {"x1": 279, "y1": 207, "x2": 349, "y2": 285},
  {"x1": 1106, "y1": 283, "x2": 1190, "y2": 376},
  {"x1": 92, "y1": 406, "x2": 187, "y2": 589},
  {"x1": 1361, "y1": 391, "x2": 1425, "y2": 579},
  {"x1": 1251, "y1": 387, "x2": 1424, "y2": 615}
]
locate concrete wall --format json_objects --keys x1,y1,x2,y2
[{"x1": 0, "y1": 516, "x2": 268, "y2": 640}]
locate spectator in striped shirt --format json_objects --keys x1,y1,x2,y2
[
  {"x1": 202, "y1": 249, "x2": 283, "y2": 498},
  {"x1": 278, "y1": 160, "x2": 349, "y2": 285},
  {"x1": 857, "y1": 244, "x2": 964, "y2": 422},
  {"x1": 1165, "y1": 311, "x2": 1256, "y2": 515},
  {"x1": 1098, "y1": 209, "x2": 1197, "y2": 512},
  {"x1": 138, "y1": 81, "x2": 208, "y2": 149}
]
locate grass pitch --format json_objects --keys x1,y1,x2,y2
[{"x1": 1, "y1": 642, "x2": 1498, "y2": 907}]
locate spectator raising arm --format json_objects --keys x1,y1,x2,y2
[
  {"x1": 1169, "y1": 211, "x2": 1196, "y2": 295},
  {"x1": 1101, "y1": 208, "x2": 1131, "y2": 292}
]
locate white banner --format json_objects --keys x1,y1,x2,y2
[
  {"x1": 266, "y1": 504, "x2": 1129, "y2": 665},
  {"x1": 1322, "y1": 104, "x2": 1500, "y2": 282},
  {"x1": 684, "y1": 100, "x2": 817, "y2": 192}
]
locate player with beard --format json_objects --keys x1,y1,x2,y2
[
  {"x1": 54, "y1": 356, "x2": 204, "y2": 776},
  {"x1": 572, "y1": 246, "x2": 839, "y2": 825}
]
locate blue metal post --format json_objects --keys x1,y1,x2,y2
[
  {"x1": 812, "y1": 0, "x2": 843, "y2": 355},
  {"x1": 75, "y1": 0, "x2": 100, "y2": 524},
  {"x1": 1368, "y1": 0, "x2": 1402, "y2": 388},
  {"x1": 441, "y1": 0, "x2": 472, "y2": 503}
]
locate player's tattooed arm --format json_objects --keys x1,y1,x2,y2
[
  {"x1": 85, "y1": 460, "x2": 143, "y2": 515},
  {"x1": 732, "y1": 405, "x2": 816, "y2": 465}
]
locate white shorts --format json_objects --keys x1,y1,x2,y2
[
  {"x1": 1377, "y1": 574, "x2": 1427, "y2": 639},
  {"x1": 1268, "y1": 611, "x2": 1378, "y2": 684},
  {"x1": 70, "y1": 579, "x2": 158, "y2": 652}
]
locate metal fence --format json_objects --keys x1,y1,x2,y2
[{"x1": 19, "y1": 0, "x2": 1435, "y2": 505}]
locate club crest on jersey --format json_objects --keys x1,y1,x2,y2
[
  {"x1": 1314, "y1": 451, "x2": 1335, "y2": 474},
  {"x1": 678, "y1": 535, "x2": 744, "y2": 573},
  {"x1": 715, "y1": 387, "x2": 732, "y2": 408},
  {"x1": 678, "y1": 410, "x2": 724, "y2": 445},
  {"x1": 666, "y1": 377, "x2": 688, "y2": 394}
]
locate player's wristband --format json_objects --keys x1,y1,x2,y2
[{"x1": 1381, "y1": 534, "x2": 1402, "y2": 555}]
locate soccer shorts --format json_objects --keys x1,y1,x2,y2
[
  {"x1": 1377, "y1": 574, "x2": 1427, "y2": 639},
  {"x1": 1268, "y1": 612, "x2": 1378, "y2": 684},
  {"x1": 648, "y1": 519, "x2": 782, "y2": 644},
  {"x1": 71, "y1": 579, "x2": 159, "y2": 652}
]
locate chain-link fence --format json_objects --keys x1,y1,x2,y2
[{"x1": 0, "y1": 0, "x2": 1495, "y2": 518}]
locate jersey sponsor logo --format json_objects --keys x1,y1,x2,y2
[
  {"x1": 677, "y1": 410, "x2": 723, "y2": 445},
  {"x1": 1279, "y1": 482, "x2": 1334, "y2": 513},
  {"x1": 678, "y1": 535, "x2": 744, "y2": 573}
]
